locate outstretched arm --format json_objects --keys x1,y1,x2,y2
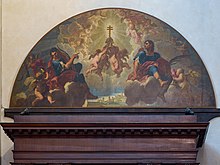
[
  {"x1": 98, "y1": 47, "x2": 108, "y2": 57},
  {"x1": 65, "y1": 53, "x2": 79, "y2": 69}
]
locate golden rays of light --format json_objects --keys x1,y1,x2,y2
[{"x1": 88, "y1": 10, "x2": 132, "y2": 53}]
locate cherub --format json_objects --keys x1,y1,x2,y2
[
  {"x1": 31, "y1": 68, "x2": 49, "y2": 106},
  {"x1": 172, "y1": 68, "x2": 187, "y2": 89},
  {"x1": 126, "y1": 21, "x2": 142, "y2": 44},
  {"x1": 86, "y1": 47, "x2": 108, "y2": 78},
  {"x1": 105, "y1": 38, "x2": 130, "y2": 77}
]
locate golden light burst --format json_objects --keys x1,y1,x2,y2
[{"x1": 88, "y1": 10, "x2": 132, "y2": 52}]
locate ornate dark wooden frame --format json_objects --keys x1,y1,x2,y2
[
  {"x1": 1, "y1": 115, "x2": 208, "y2": 164},
  {"x1": 4, "y1": 108, "x2": 220, "y2": 122}
]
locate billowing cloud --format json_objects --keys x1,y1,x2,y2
[{"x1": 124, "y1": 77, "x2": 161, "y2": 106}]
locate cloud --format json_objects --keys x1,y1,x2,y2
[{"x1": 124, "y1": 76, "x2": 161, "y2": 106}]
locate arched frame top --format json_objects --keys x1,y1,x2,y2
[{"x1": 10, "y1": 8, "x2": 216, "y2": 109}]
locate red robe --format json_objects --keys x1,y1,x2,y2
[
  {"x1": 47, "y1": 51, "x2": 77, "y2": 91},
  {"x1": 128, "y1": 57, "x2": 171, "y2": 82}
]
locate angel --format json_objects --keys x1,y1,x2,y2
[
  {"x1": 171, "y1": 68, "x2": 187, "y2": 89},
  {"x1": 113, "y1": 49, "x2": 131, "y2": 78},
  {"x1": 143, "y1": 19, "x2": 159, "y2": 36},
  {"x1": 79, "y1": 28, "x2": 93, "y2": 46},
  {"x1": 88, "y1": 12, "x2": 106, "y2": 30},
  {"x1": 31, "y1": 68, "x2": 49, "y2": 106},
  {"x1": 24, "y1": 53, "x2": 49, "y2": 106},
  {"x1": 26, "y1": 53, "x2": 46, "y2": 77},
  {"x1": 105, "y1": 38, "x2": 131, "y2": 77},
  {"x1": 85, "y1": 46, "x2": 108, "y2": 78},
  {"x1": 126, "y1": 21, "x2": 142, "y2": 44}
]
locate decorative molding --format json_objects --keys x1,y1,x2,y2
[
  {"x1": 1, "y1": 115, "x2": 208, "y2": 164},
  {"x1": 4, "y1": 108, "x2": 220, "y2": 122},
  {"x1": 2, "y1": 123, "x2": 208, "y2": 148},
  {"x1": 11, "y1": 163, "x2": 200, "y2": 165}
]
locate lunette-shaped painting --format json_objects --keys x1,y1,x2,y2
[{"x1": 10, "y1": 8, "x2": 216, "y2": 108}]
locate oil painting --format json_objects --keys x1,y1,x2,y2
[{"x1": 10, "y1": 8, "x2": 216, "y2": 108}]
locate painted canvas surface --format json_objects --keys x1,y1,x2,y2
[{"x1": 10, "y1": 8, "x2": 216, "y2": 108}]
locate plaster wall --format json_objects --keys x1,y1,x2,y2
[{"x1": 1, "y1": 1, "x2": 220, "y2": 164}]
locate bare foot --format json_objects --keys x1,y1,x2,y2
[
  {"x1": 49, "y1": 100, "x2": 56, "y2": 104},
  {"x1": 159, "y1": 79, "x2": 168, "y2": 87}
]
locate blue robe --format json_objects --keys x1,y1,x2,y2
[{"x1": 135, "y1": 50, "x2": 161, "y2": 76}]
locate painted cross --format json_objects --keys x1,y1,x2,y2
[{"x1": 107, "y1": 25, "x2": 113, "y2": 37}]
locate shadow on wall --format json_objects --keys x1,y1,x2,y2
[
  {"x1": 1, "y1": 146, "x2": 13, "y2": 165},
  {"x1": 197, "y1": 117, "x2": 220, "y2": 165},
  {"x1": 1, "y1": 110, "x2": 14, "y2": 165}
]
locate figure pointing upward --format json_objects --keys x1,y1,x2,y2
[{"x1": 107, "y1": 25, "x2": 113, "y2": 37}]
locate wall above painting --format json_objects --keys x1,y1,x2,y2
[{"x1": 10, "y1": 8, "x2": 216, "y2": 108}]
